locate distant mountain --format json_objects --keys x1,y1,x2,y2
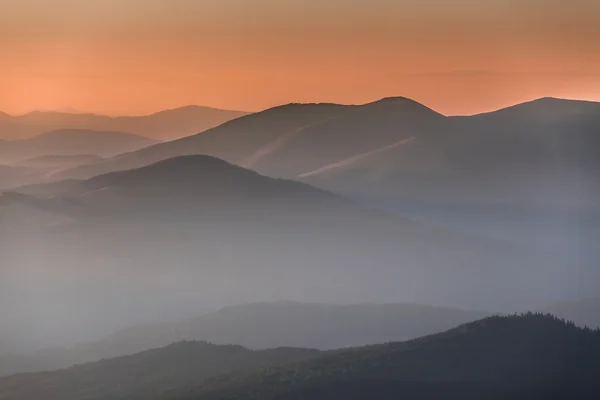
[
  {"x1": 49, "y1": 97, "x2": 600, "y2": 212},
  {"x1": 473, "y1": 96, "x2": 600, "y2": 123},
  {"x1": 39, "y1": 98, "x2": 600, "y2": 270},
  {"x1": 0, "y1": 129, "x2": 156, "y2": 165},
  {"x1": 46, "y1": 97, "x2": 446, "y2": 182},
  {"x1": 54, "y1": 102, "x2": 349, "y2": 181},
  {"x1": 0, "y1": 342, "x2": 320, "y2": 400},
  {"x1": 0, "y1": 106, "x2": 249, "y2": 141},
  {"x1": 163, "y1": 314, "x2": 600, "y2": 400},
  {"x1": 244, "y1": 97, "x2": 444, "y2": 178},
  {"x1": 0, "y1": 301, "x2": 487, "y2": 376},
  {"x1": 106, "y1": 301, "x2": 487, "y2": 350},
  {"x1": 543, "y1": 298, "x2": 600, "y2": 329},
  {"x1": 1, "y1": 155, "x2": 568, "y2": 353},
  {"x1": 299, "y1": 97, "x2": 600, "y2": 210},
  {"x1": 2, "y1": 315, "x2": 598, "y2": 400},
  {"x1": 0, "y1": 130, "x2": 152, "y2": 189},
  {"x1": 290, "y1": 97, "x2": 600, "y2": 271}
]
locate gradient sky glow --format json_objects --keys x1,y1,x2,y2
[{"x1": 1, "y1": 0, "x2": 599, "y2": 115}]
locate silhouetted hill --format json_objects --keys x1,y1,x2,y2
[
  {"x1": 19, "y1": 155, "x2": 352, "y2": 216},
  {"x1": 51, "y1": 97, "x2": 443, "y2": 181},
  {"x1": 0, "y1": 106, "x2": 248, "y2": 141},
  {"x1": 10, "y1": 98, "x2": 597, "y2": 274},
  {"x1": 0, "y1": 342, "x2": 320, "y2": 400},
  {"x1": 543, "y1": 298, "x2": 600, "y2": 329},
  {"x1": 0, "y1": 129, "x2": 156, "y2": 164},
  {"x1": 244, "y1": 97, "x2": 444, "y2": 178},
  {"x1": 294, "y1": 97, "x2": 600, "y2": 277},
  {"x1": 1, "y1": 154, "x2": 567, "y2": 352},
  {"x1": 474, "y1": 97, "x2": 600, "y2": 122},
  {"x1": 2, "y1": 315, "x2": 597, "y2": 400},
  {"x1": 55, "y1": 103, "x2": 348, "y2": 181},
  {"x1": 162, "y1": 314, "x2": 600, "y2": 400},
  {"x1": 301, "y1": 97, "x2": 600, "y2": 210},
  {"x1": 0, "y1": 302, "x2": 487, "y2": 376},
  {"x1": 49, "y1": 97, "x2": 600, "y2": 213}
]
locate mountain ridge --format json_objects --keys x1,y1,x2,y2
[
  {"x1": 0, "y1": 301, "x2": 488, "y2": 376},
  {"x1": 161, "y1": 314, "x2": 600, "y2": 400},
  {"x1": 2, "y1": 314, "x2": 597, "y2": 400},
  {"x1": 0, "y1": 105, "x2": 248, "y2": 141},
  {"x1": 48, "y1": 96, "x2": 600, "y2": 187}
]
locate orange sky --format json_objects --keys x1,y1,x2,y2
[{"x1": 1, "y1": 0, "x2": 599, "y2": 116}]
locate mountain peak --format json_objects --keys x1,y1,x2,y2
[
  {"x1": 364, "y1": 96, "x2": 443, "y2": 116},
  {"x1": 148, "y1": 105, "x2": 249, "y2": 117},
  {"x1": 534, "y1": 96, "x2": 597, "y2": 103},
  {"x1": 371, "y1": 96, "x2": 417, "y2": 104},
  {"x1": 136, "y1": 154, "x2": 233, "y2": 171},
  {"x1": 481, "y1": 96, "x2": 600, "y2": 119},
  {"x1": 266, "y1": 102, "x2": 348, "y2": 113},
  {"x1": 84, "y1": 155, "x2": 259, "y2": 190}
]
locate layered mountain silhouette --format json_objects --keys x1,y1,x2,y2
[
  {"x1": 0, "y1": 129, "x2": 155, "y2": 164},
  {"x1": 46, "y1": 97, "x2": 600, "y2": 213},
  {"x1": 1, "y1": 315, "x2": 598, "y2": 400},
  {"x1": 162, "y1": 314, "x2": 600, "y2": 400},
  {"x1": 31, "y1": 97, "x2": 599, "y2": 273},
  {"x1": 0, "y1": 302, "x2": 487, "y2": 376},
  {"x1": 54, "y1": 103, "x2": 349, "y2": 181},
  {"x1": 50, "y1": 98, "x2": 444, "y2": 181},
  {"x1": 300, "y1": 97, "x2": 600, "y2": 211},
  {"x1": 0, "y1": 130, "x2": 154, "y2": 189},
  {"x1": 0, "y1": 106, "x2": 248, "y2": 141},
  {"x1": 0, "y1": 342, "x2": 320, "y2": 400},
  {"x1": 1, "y1": 155, "x2": 571, "y2": 354}
]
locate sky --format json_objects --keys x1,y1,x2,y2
[{"x1": 1, "y1": 0, "x2": 599, "y2": 116}]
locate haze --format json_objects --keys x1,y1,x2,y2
[
  {"x1": 2, "y1": 0, "x2": 599, "y2": 115},
  {"x1": 1, "y1": 2, "x2": 600, "y2": 397}
]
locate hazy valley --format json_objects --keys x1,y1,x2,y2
[{"x1": 1, "y1": 96, "x2": 599, "y2": 399}]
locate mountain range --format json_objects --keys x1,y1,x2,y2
[
  {"x1": 42, "y1": 97, "x2": 599, "y2": 212},
  {"x1": 0, "y1": 341, "x2": 320, "y2": 400},
  {"x1": 34, "y1": 96, "x2": 597, "y2": 272},
  {"x1": 0, "y1": 302, "x2": 488, "y2": 376},
  {"x1": 0, "y1": 106, "x2": 248, "y2": 141},
  {"x1": 0, "y1": 129, "x2": 155, "y2": 164},
  {"x1": 5, "y1": 97, "x2": 598, "y2": 218},
  {"x1": 0, "y1": 129, "x2": 156, "y2": 189},
  {"x1": 3, "y1": 297, "x2": 597, "y2": 378},
  {"x1": 0, "y1": 314, "x2": 598, "y2": 400},
  {"x1": 300, "y1": 97, "x2": 600, "y2": 209},
  {"x1": 164, "y1": 314, "x2": 600, "y2": 400},
  {"x1": 1, "y1": 96, "x2": 599, "y2": 371},
  {"x1": 7, "y1": 155, "x2": 568, "y2": 309},
  {"x1": 1, "y1": 154, "x2": 579, "y2": 355}
]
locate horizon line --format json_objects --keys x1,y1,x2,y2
[{"x1": 3, "y1": 95, "x2": 599, "y2": 119}]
